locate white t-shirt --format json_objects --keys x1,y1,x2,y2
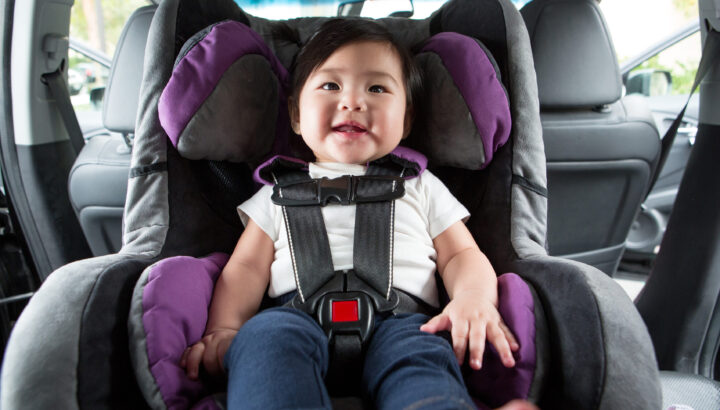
[{"x1": 237, "y1": 162, "x2": 469, "y2": 307}]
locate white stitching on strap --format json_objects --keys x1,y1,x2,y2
[
  {"x1": 281, "y1": 205, "x2": 304, "y2": 303},
  {"x1": 387, "y1": 199, "x2": 395, "y2": 299},
  {"x1": 386, "y1": 168, "x2": 404, "y2": 298}
]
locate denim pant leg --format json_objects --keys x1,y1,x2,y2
[
  {"x1": 362, "y1": 313, "x2": 475, "y2": 410},
  {"x1": 223, "y1": 307, "x2": 332, "y2": 410}
]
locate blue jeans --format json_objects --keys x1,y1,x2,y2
[{"x1": 224, "y1": 307, "x2": 475, "y2": 409}]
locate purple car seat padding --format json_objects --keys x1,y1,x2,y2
[
  {"x1": 467, "y1": 273, "x2": 536, "y2": 408},
  {"x1": 136, "y1": 253, "x2": 535, "y2": 409},
  {"x1": 419, "y1": 33, "x2": 511, "y2": 168},
  {"x1": 158, "y1": 21, "x2": 511, "y2": 171},
  {"x1": 140, "y1": 252, "x2": 229, "y2": 410},
  {"x1": 252, "y1": 145, "x2": 428, "y2": 185},
  {"x1": 159, "y1": 21, "x2": 289, "y2": 148}
]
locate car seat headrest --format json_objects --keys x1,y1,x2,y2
[
  {"x1": 159, "y1": 21, "x2": 288, "y2": 164},
  {"x1": 159, "y1": 20, "x2": 511, "y2": 170},
  {"x1": 520, "y1": 0, "x2": 622, "y2": 109},
  {"x1": 103, "y1": 5, "x2": 156, "y2": 134}
]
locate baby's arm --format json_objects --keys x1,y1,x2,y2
[
  {"x1": 420, "y1": 220, "x2": 519, "y2": 370},
  {"x1": 181, "y1": 219, "x2": 274, "y2": 379}
]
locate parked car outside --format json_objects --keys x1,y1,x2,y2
[{"x1": 67, "y1": 67, "x2": 84, "y2": 96}]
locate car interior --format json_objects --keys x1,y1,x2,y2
[
  {"x1": 0, "y1": 0, "x2": 719, "y2": 408},
  {"x1": 520, "y1": 0, "x2": 662, "y2": 275}
]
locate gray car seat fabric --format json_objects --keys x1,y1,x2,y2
[
  {"x1": 2, "y1": 0, "x2": 662, "y2": 408},
  {"x1": 68, "y1": 5, "x2": 156, "y2": 256},
  {"x1": 660, "y1": 371, "x2": 720, "y2": 410},
  {"x1": 521, "y1": 0, "x2": 661, "y2": 275}
]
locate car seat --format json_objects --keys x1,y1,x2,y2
[
  {"x1": 1, "y1": 0, "x2": 662, "y2": 408},
  {"x1": 520, "y1": 0, "x2": 662, "y2": 275}
]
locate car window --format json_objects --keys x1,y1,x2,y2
[
  {"x1": 599, "y1": 0, "x2": 698, "y2": 64},
  {"x1": 69, "y1": 0, "x2": 151, "y2": 132},
  {"x1": 235, "y1": 0, "x2": 528, "y2": 20},
  {"x1": 626, "y1": 31, "x2": 701, "y2": 96}
]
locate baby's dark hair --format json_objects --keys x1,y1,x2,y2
[{"x1": 289, "y1": 18, "x2": 422, "y2": 110}]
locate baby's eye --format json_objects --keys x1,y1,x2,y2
[
  {"x1": 321, "y1": 82, "x2": 339, "y2": 90},
  {"x1": 368, "y1": 85, "x2": 386, "y2": 93}
]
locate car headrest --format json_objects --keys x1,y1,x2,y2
[
  {"x1": 158, "y1": 20, "x2": 511, "y2": 170},
  {"x1": 520, "y1": 0, "x2": 622, "y2": 109},
  {"x1": 103, "y1": 5, "x2": 156, "y2": 134}
]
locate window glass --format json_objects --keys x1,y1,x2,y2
[
  {"x1": 599, "y1": 0, "x2": 698, "y2": 64},
  {"x1": 234, "y1": 0, "x2": 528, "y2": 20},
  {"x1": 71, "y1": 0, "x2": 151, "y2": 57},
  {"x1": 627, "y1": 32, "x2": 701, "y2": 95}
]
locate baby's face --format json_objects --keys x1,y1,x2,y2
[{"x1": 292, "y1": 41, "x2": 408, "y2": 164}]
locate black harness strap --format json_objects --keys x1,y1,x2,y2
[
  {"x1": 267, "y1": 154, "x2": 419, "y2": 395},
  {"x1": 353, "y1": 161, "x2": 407, "y2": 299},
  {"x1": 272, "y1": 169, "x2": 335, "y2": 302}
]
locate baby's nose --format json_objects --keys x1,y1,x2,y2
[{"x1": 339, "y1": 90, "x2": 366, "y2": 111}]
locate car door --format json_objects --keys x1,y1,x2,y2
[{"x1": 619, "y1": 23, "x2": 702, "y2": 272}]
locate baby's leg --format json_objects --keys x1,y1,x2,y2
[
  {"x1": 224, "y1": 307, "x2": 331, "y2": 409},
  {"x1": 362, "y1": 313, "x2": 475, "y2": 410}
]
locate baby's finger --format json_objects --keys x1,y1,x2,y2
[
  {"x1": 500, "y1": 321, "x2": 520, "y2": 351},
  {"x1": 468, "y1": 321, "x2": 486, "y2": 370},
  {"x1": 420, "y1": 313, "x2": 451, "y2": 334},
  {"x1": 203, "y1": 342, "x2": 222, "y2": 377},
  {"x1": 450, "y1": 319, "x2": 469, "y2": 365},
  {"x1": 180, "y1": 346, "x2": 191, "y2": 367},
  {"x1": 216, "y1": 338, "x2": 232, "y2": 373},
  {"x1": 488, "y1": 323, "x2": 516, "y2": 368},
  {"x1": 186, "y1": 343, "x2": 205, "y2": 380}
]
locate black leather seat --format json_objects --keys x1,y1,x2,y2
[
  {"x1": 68, "y1": 5, "x2": 156, "y2": 256},
  {"x1": 520, "y1": 0, "x2": 661, "y2": 275}
]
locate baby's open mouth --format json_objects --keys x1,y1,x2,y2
[{"x1": 333, "y1": 122, "x2": 367, "y2": 133}]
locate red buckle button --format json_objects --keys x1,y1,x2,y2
[{"x1": 331, "y1": 300, "x2": 359, "y2": 322}]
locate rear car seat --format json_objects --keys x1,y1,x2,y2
[
  {"x1": 520, "y1": 0, "x2": 661, "y2": 275},
  {"x1": 68, "y1": 5, "x2": 156, "y2": 256}
]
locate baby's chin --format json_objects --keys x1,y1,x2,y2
[{"x1": 313, "y1": 150, "x2": 375, "y2": 165}]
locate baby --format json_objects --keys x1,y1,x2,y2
[{"x1": 182, "y1": 18, "x2": 537, "y2": 410}]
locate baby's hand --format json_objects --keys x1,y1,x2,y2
[
  {"x1": 180, "y1": 328, "x2": 237, "y2": 380},
  {"x1": 420, "y1": 289, "x2": 519, "y2": 370}
]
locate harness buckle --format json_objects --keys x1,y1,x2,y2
[
  {"x1": 272, "y1": 175, "x2": 406, "y2": 207},
  {"x1": 316, "y1": 292, "x2": 375, "y2": 345},
  {"x1": 317, "y1": 176, "x2": 355, "y2": 206}
]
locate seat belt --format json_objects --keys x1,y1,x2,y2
[
  {"x1": 41, "y1": 67, "x2": 86, "y2": 155},
  {"x1": 267, "y1": 154, "x2": 412, "y2": 395},
  {"x1": 645, "y1": 26, "x2": 720, "y2": 200}
]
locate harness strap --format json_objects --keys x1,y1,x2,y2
[
  {"x1": 273, "y1": 170, "x2": 335, "y2": 302},
  {"x1": 271, "y1": 155, "x2": 411, "y2": 303},
  {"x1": 326, "y1": 334, "x2": 363, "y2": 395},
  {"x1": 269, "y1": 153, "x2": 421, "y2": 395},
  {"x1": 353, "y1": 160, "x2": 406, "y2": 299}
]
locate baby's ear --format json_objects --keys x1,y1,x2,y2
[
  {"x1": 288, "y1": 97, "x2": 301, "y2": 134},
  {"x1": 402, "y1": 105, "x2": 414, "y2": 139}
]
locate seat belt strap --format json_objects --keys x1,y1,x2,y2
[
  {"x1": 645, "y1": 27, "x2": 720, "y2": 200},
  {"x1": 273, "y1": 170, "x2": 335, "y2": 303},
  {"x1": 41, "y1": 67, "x2": 85, "y2": 155},
  {"x1": 353, "y1": 161, "x2": 407, "y2": 299},
  {"x1": 326, "y1": 334, "x2": 363, "y2": 395}
]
